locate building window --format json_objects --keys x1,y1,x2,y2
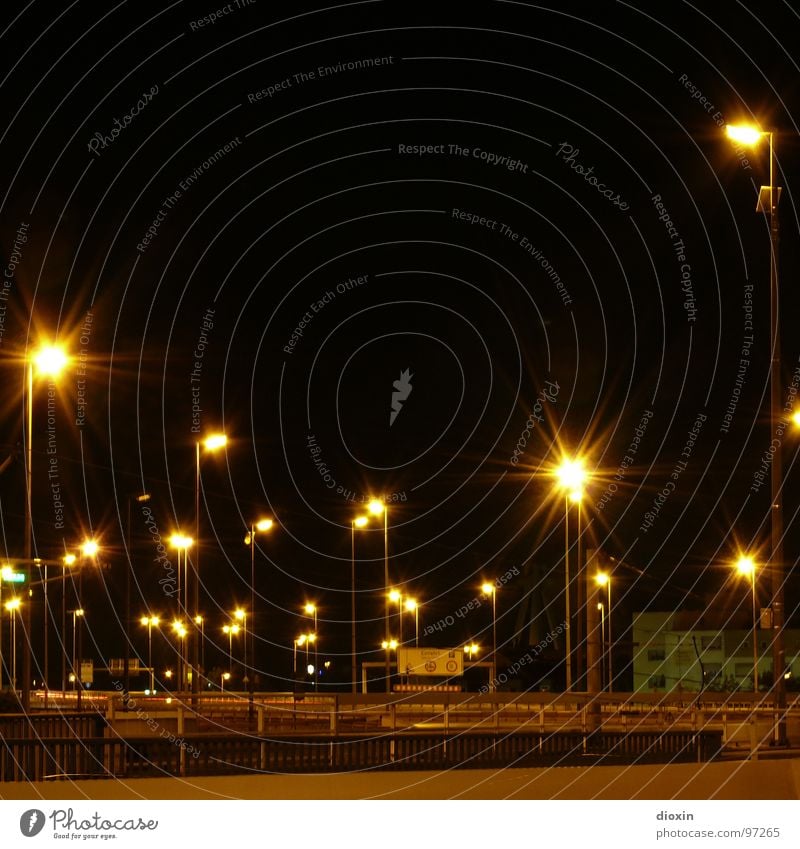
[
  {"x1": 649, "y1": 675, "x2": 666, "y2": 688},
  {"x1": 701, "y1": 635, "x2": 722, "y2": 651},
  {"x1": 647, "y1": 649, "x2": 665, "y2": 661}
]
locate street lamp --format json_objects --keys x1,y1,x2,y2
[
  {"x1": 244, "y1": 517, "x2": 273, "y2": 704},
  {"x1": 293, "y1": 634, "x2": 306, "y2": 674},
  {"x1": 5, "y1": 598, "x2": 22, "y2": 691},
  {"x1": 60, "y1": 553, "x2": 76, "y2": 693},
  {"x1": 140, "y1": 616, "x2": 159, "y2": 692},
  {"x1": 23, "y1": 344, "x2": 70, "y2": 709},
  {"x1": 304, "y1": 603, "x2": 318, "y2": 690},
  {"x1": 234, "y1": 607, "x2": 247, "y2": 672},
  {"x1": 74, "y1": 539, "x2": 98, "y2": 710},
  {"x1": 351, "y1": 514, "x2": 368, "y2": 692},
  {"x1": 168, "y1": 534, "x2": 193, "y2": 616},
  {"x1": 194, "y1": 615, "x2": 204, "y2": 683},
  {"x1": 464, "y1": 643, "x2": 480, "y2": 660},
  {"x1": 367, "y1": 499, "x2": 390, "y2": 692},
  {"x1": 125, "y1": 492, "x2": 151, "y2": 702},
  {"x1": 555, "y1": 456, "x2": 588, "y2": 691},
  {"x1": 595, "y1": 571, "x2": 613, "y2": 692},
  {"x1": 405, "y1": 598, "x2": 419, "y2": 647},
  {"x1": 195, "y1": 432, "x2": 228, "y2": 696},
  {"x1": 389, "y1": 589, "x2": 404, "y2": 644},
  {"x1": 597, "y1": 603, "x2": 605, "y2": 690},
  {"x1": 726, "y1": 123, "x2": 786, "y2": 743},
  {"x1": 68, "y1": 607, "x2": 83, "y2": 693},
  {"x1": 481, "y1": 583, "x2": 497, "y2": 691},
  {"x1": 735, "y1": 556, "x2": 759, "y2": 693},
  {"x1": 222, "y1": 623, "x2": 240, "y2": 675},
  {"x1": 221, "y1": 671, "x2": 230, "y2": 693},
  {"x1": 171, "y1": 621, "x2": 188, "y2": 689}
]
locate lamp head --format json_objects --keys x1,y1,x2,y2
[
  {"x1": 33, "y1": 345, "x2": 69, "y2": 376},
  {"x1": 367, "y1": 499, "x2": 385, "y2": 516},
  {"x1": 726, "y1": 124, "x2": 763, "y2": 146}
]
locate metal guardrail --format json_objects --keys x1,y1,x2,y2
[{"x1": 0, "y1": 729, "x2": 724, "y2": 781}]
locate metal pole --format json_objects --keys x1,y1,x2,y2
[
  {"x1": 249, "y1": 524, "x2": 255, "y2": 712},
  {"x1": 351, "y1": 522, "x2": 357, "y2": 693},
  {"x1": 12, "y1": 609, "x2": 17, "y2": 691},
  {"x1": 564, "y1": 495, "x2": 571, "y2": 691},
  {"x1": 125, "y1": 498, "x2": 132, "y2": 704},
  {"x1": 76, "y1": 572, "x2": 83, "y2": 710},
  {"x1": 492, "y1": 589, "x2": 497, "y2": 688},
  {"x1": 752, "y1": 572, "x2": 758, "y2": 693},
  {"x1": 608, "y1": 575, "x2": 613, "y2": 693},
  {"x1": 22, "y1": 362, "x2": 32, "y2": 711},
  {"x1": 148, "y1": 623, "x2": 154, "y2": 692},
  {"x1": 598, "y1": 602, "x2": 605, "y2": 690},
  {"x1": 43, "y1": 563, "x2": 48, "y2": 707},
  {"x1": 767, "y1": 131, "x2": 787, "y2": 745},
  {"x1": 61, "y1": 569, "x2": 66, "y2": 694},
  {"x1": 384, "y1": 507, "x2": 390, "y2": 693},
  {"x1": 193, "y1": 442, "x2": 200, "y2": 698}
]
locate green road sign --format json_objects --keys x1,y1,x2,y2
[{"x1": 1, "y1": 568, "x2": 26, "y2": 583}]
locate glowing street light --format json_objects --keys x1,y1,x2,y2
[
  {"x1": 244, "y1": 516, "x2": 274, "y2": 708},
  {"x1": 595, "y1": 571, "x2": 613, "y2": 692},
  {"x1": 168, "y1": 534, "x2": 193, "y2": 617},
  {"x1": 303, "y1": 603, "x2": 318, "y2": 690},
  {"x1": 222, "y1": 622, "x2": 240, "y2": 675},
  {"x1": 194, "y1": 431, "x2": 228, "y2": 697},
  {"x1": 481, "y1": 583, "x2": 497, "y2": 691},
  {"x1": 405, "y1": 598, "x2": 419, "y2": 647},
  {"x1": 68, "y1": 607, "x2": 83, "y2": 692},
  {"x1": 553, "y1": 454, "x2": 590, "y2": 691},
  {"x1": 735, "y1": 556, "x2": 759, "y2": 693},
  {"x1": 5, "y1": 598, "x2": 22, "y2": 691},
  {"x1": 725, "y1": 124, "x2": 763, "y2": 146},
  {"x1": 464, "y1": 643, "x2": 480, "y2": 660},
  {"x1": 350, "y1": 514, "x2": 369, "y2": 692},
  {"x1": 20, "y1": 343, "x2": 71, "y2": 709},
  {"x1": 368, "y1": 499, "x2": 391, "y2": 692},
  {"x1": 140, "y1": 615, "x2": 160, "y2": 692},
  {"x1": 725, "y1": 122, "x2": 785, "y2": 742}
]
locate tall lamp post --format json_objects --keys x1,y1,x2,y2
[
  {"x1": 171, "y1": 621, "x2": 187, "y2": 690},
  {"x1": 726, "y1": 124, "x2": 786, "y2": 743},
  {"x1": 480, "y1": 583, "x2": 497, "y2": 691},
  {"x1": 244, "y1": 517, "x2": 273, "y2": 705},
  {"x1": 234, "y1": 608, "x2": 248, "y2": 674},
  {"x1": 69, "y1": 607, "x2": 83, "y2": 693},
  {"x1": 169, "y1": 535, "x2": 192, "y2": 688},
  {"x1": 351, "y1": 515, "x2": 368, "y2": 692},
  {"x1": 222, "y1": 623, "x2": 240, "y2": 676},
  {"x1": 22, "y1": 344, "x2": 69, "y2": 711},
  {"x1": 554, "y1": 456, "x2": 588, "y2": 691},
  {"x1": 125, "y1": 493, "x2": 151, "y2": 703},
  {"x1": 304, "y1": 603, "x2": 318, "y2": 689},
  {"x1": 5, "y1": 598, "x2": 22, "y2": 691},
  {"x1": 367, "y1": 500, "x2": 390, "y2": 692},
  {"x1": 194, "y1": 432, "x2": 228, "y2": 697},
  {"x1": 74, "y1": 539, "x2": 98, "y2": 711},
  {"x1": 595, "y1": 571, "x2": 612, "y2": 692},
  {"x1": 140, "y1": 615, "x2": 159, "y2": 692},
  {"x1": 736, "y1": 556, "x2": 759, "y2": 692},
  {"x1": 405, "y1": 598, "x2": 419, "y2": 647}
]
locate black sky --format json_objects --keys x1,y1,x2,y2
[{"x1": 1, "y1": 1, "x2": 800, "y2": 689}]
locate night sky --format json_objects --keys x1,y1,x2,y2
[{"x1": 1, "y1": 1, "x2": 799, "y2": 691}]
